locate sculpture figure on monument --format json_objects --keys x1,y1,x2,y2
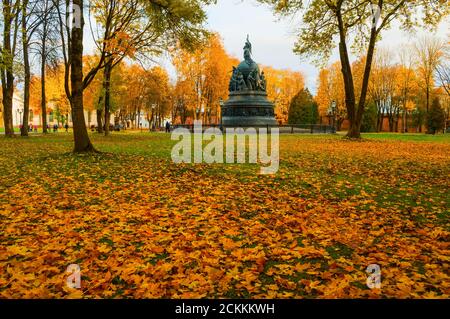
[
  {"x1": 229, "y1": 66, "x2": 238, "y2": 92},
  {"x1": 247, "y1": 70, "x2": 255, "y2": 90},
  {"x1": 247, "y1": 68, "x2": 260, "y2": 91},
  {"x1": 259, "y1": 71, "x2": 267, "y2": 91},
  {"x1": 236, "y1": 72, "x2": 247, "y2": 91},
  {"x1": 243, "y1": 35, "x2": 253, "y2": 64}
]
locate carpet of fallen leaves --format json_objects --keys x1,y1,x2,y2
[{"x1": 0, "y1": 133, "x2": 448, "y2": 299}]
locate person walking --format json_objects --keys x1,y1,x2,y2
[{"x1": 165, "y1": 121, "x2": 171, "y2": 133}]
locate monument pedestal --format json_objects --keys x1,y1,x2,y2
[{"x1": 222, "y1": 91, "x2": 277, "y2": 127}]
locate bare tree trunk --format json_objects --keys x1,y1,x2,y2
[
  {"x1": 376, "y1": 106, "x2": 382, "y2": 132},
  {"x1": 394, "y1": 109, "x2": 400, "y2": 132},
  {"x1": 402, "y1": 108, "x2": 406, "y2": 133},
  {"x1": 351, "y1": 33, "x2": 378, "y2": 138},
  {"x1": 21, "y1": 0, "x2": 30, "y2": 137},
  {"x1": 103, "y1": 59, "x2": 112, "y2": 136},
  {"x1": 40, "y1": 3, "x2": 48, "y2": 134},
  {"x1": 1, "y1": 0, "x2": 17, "y2": 137},
  {"x1": 2, "y1": 88, "x2": 14, "y2": 135},
  {"x1": 71, "y1": 0, "x2": 95, "y2": 152},
  {"x1": 336, "y1": 9, "x2": 356, "y2": 138},
  {"x1": 389, "y1": 115, "x2": 394, "y2": 132},
  {"x1": 405, "y1": 111, "x2": 409, "y2": 132},
  {"x1": 137, "y1": 106, "x2": 141, "y2": 130},
  {"x1": 41, "y1": 52, "x2": 48, "y2": 133},
  {"x1": 96, "y1": 107, "x2": 103, "y2": 133},
  {"x1": 335, "y1": 2, "x2": 380, "y2": 138}
]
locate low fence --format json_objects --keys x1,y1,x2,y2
[{"x1": 172, "y1": 124, "x2": 336, "y2": 134}]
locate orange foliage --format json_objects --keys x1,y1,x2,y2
[
  {"x1": 264, "y1": 67, "x2": 305, "y2": 124},
  {"x1": 0, "y1": 135, "x2": 448, "y2": 298},
  {"x1": 316, "y1": 62, "x2": 347, "y2": 126},
  {"x1": 172, "y1": 34, "x2": 237, "y2": 124}
]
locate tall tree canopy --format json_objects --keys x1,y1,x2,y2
[
  {"x1": 53, "y1": 0, "x2": 214, "y2": 152},
  {"x1": 258, "y1": 0, "x2": 449, "y2": 138}
]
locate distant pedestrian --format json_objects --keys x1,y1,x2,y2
[
  {"x1": 65, "y1": 123, "x2": 69, "y2": 132},
  {"x1": 165, "y1": 121, "x2": 171, "y2": 133}
]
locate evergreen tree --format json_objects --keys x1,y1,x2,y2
[
  {"x1": 361, "y1": 102, "x2": 377, "y2": 132},
  {"x1": 288, "y1": 89, "x2": 319, "y2": 125},
  {"x1": 427, "y1": 97, "x2": 445, "y2": 134}
]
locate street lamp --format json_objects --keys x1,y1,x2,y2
[
  {"x1": 219, "y1": 98, "x2": 224, "y2": 128},
  {"x1": 331, "y1": 100, "x2": 337, "y2": 132},
  {"x1": 17, "y1": 108, "x2": 24, "y2": 127}
]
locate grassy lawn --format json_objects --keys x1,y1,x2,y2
[
  {"x1": 361, "y1": 132, "x2": 450, "y2": 142},
  {"x1": 0, "y1": 128, "x2": 21, "y2": 133},
  {"x1": 0, "y1": 132, "x2": 448, "y2": 298}
]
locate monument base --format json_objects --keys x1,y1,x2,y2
[{"x1": 222, "y1": 91, "x2": 277, "y2": 127}]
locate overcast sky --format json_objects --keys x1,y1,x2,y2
[
  {"x1": 204, "y1": 0, "x2": 450, "y2": 94},
  {"x1": 84, "y1": 0, "x2": 450, "y2": 94}
]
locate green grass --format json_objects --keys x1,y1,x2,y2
[
  {"x1": 2, "y1": 130, "x2": 447, "y2": 224},
  {"x1": 361, "y1": 132, "x2": 450, "y2": 142},
  {"x1": 0, "y1": 127, "x2": 21, "y2": 133}
]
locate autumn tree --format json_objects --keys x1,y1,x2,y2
[
  {"x1": 46, "y1": 63, "x2": 71, "y2": 123},
  {"x1": 436, "y1": 41, "x2": 450, "y2": 97},
  {"x1": 437, "y1": 88, "x2": 450, "y2": 132},
  {"x1": 369, "y1": 48, "x2": 399, "y2": 132},
  {"x1": 19, "y1": 0, "x2": 33, "y2": 136},
  {"x1": 264, "y1": 67, "x2": 305, "y2": 124},
  {"x1": 315, "y1": 62, "x2": 348, "y2": 130},
  {"x1": 437, "y1": 62, "x2": 450, "y2": 97},
  {"x1": 202, "y1": 35, "x2": 235, "y2": 124},
  {"x1": 0, "y1": 0, "x2": 20, "y2": 137},
  {"x1": 172, "y1": 33, "x2": 236, "y2": 124},
  {"x1": 82, "y1": 55, "x2": 103, "y2": 129},
  {"x1": 415, "y1": 36, "x2": 445, "y2": 113},
  {"x1": 89, "y1": 0, "x2": 149, "y2": 134},
  {"x1": 172, "y1": 79, "x2": 195, "y2": 124},
  {"x1": 315, "y1": 68, "x2": 331, "y2": 120},
  {"x1": 107, "y1": 63, "x2": 171, "y2": 130},
  {"x1": 144, "y1": 66, "x2": 171, "y2": 128},
  {"x1": 53, "y1": 0, "x2": 97, "y2": 151},
  {"x1": 259, "y1": 0, "x2": 449, "y2": 138},
  {"x1": 52, "y1": 0, "x2": 214, "y2": 151},
  {"x1": 90, "y1": 0, "x2": 214, "y2": 136},
  {"x1": 32, "y1": 0, "x2": 59, "y2": 133},
  {"x1": 397, "y1": 45, "x2": 418, "y2": 133},
  {"x1": 114, "y1": 64, "x2": 147, "y2": 128}
]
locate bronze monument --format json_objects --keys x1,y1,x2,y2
[{"x1": 221, "y1": 36, "x2": 277, "y2": 127}]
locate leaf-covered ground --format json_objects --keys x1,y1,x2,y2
[{"x1": 0, "y1": 133, "x2": 449, "y2": 299}]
